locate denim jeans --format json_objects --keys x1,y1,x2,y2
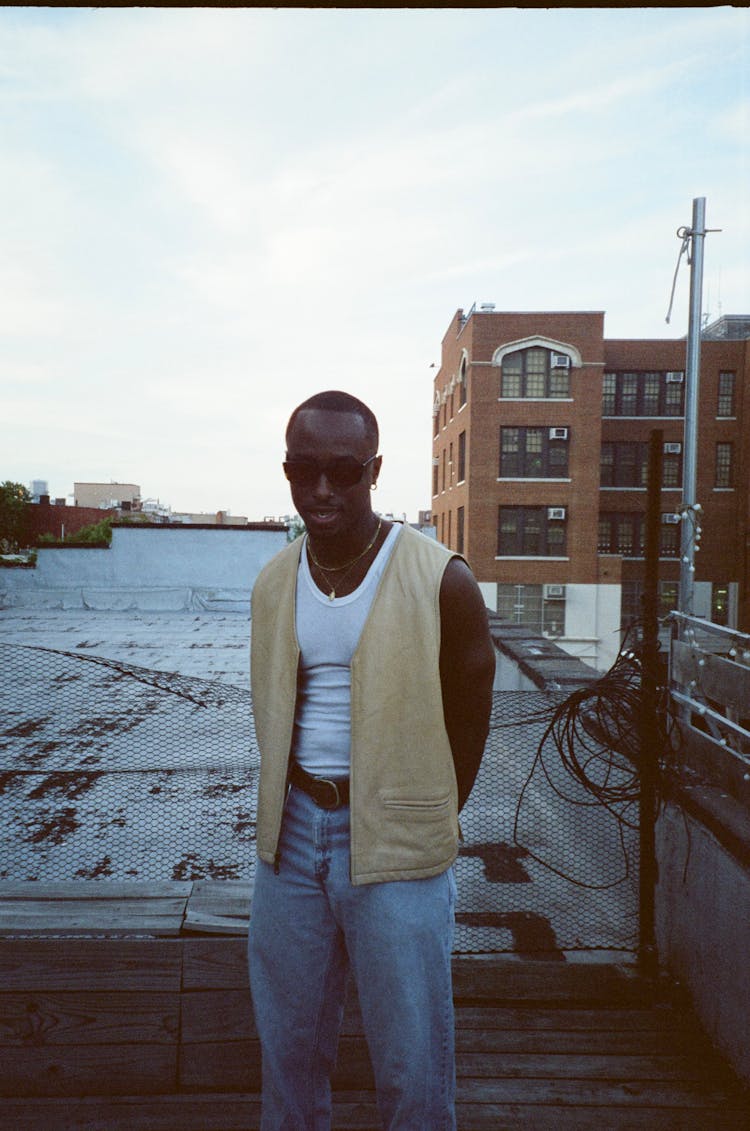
[{"x1": 248, "y1": 784, "x2": 457, "y2": 1131}]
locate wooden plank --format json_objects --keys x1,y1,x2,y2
[
  {"x1": 0, "y1": 1096, "x2": 744, "y2": 1131},
  {"x1": 178, "y1": 1040, "x2": 728, "y2": 1095},
  {"x1": 0, "y1": 890, "x2": 189, "y2": 937},
  {"x1": 0, "y1": 1045, "x2": 177, "y2": 1097},
  {"x1": 186, "y1": 880, "x2": 252, "y2": 916},
  {"x1": 0, "y1": 882, "x2": 193, "y2": 901},
  {"x1": 181, "y1": 988, "x2": 255, "y2": 1043},
  {"x1": 0, "y1": 1095, "x2": 264, "y2": 1131},
  {"x1": 454, "y1": 1026, "x2": 706, "y2": 1057},
  {"x1": 179, "y1": 1039, "x2": 262, "y2": 1090},
  {"x1": 0, "y1": 991, "x2": 178, "y2": 1046},
  {"x1": 0, "y1": 939, "x2": 182, "y2": 991},
  {"x1": 453, "y1": 1004, "x2": 699, "y2": 1034},
  {"x1": 180, "y1": 949, "x2": 647, "y2": 1001},
  {"x1": 451, "y1": 957, "x2": 646, "y2": 1004},
  {"x1": 0, "y1": 916, "x2": 185, "y2": 937},
  {"x1": 454, "y1": 1076, "x2": 748, "y2": 1108},
  {"x1": 181, "y1": 911, "x2": 249, "y2": 935},
  {"x1": 0, "y1": 897, "x2": 188, "y2": 920},
  {"x1": 182, "y1": 937, "x2": 248, "y2": 989},
  {"x1": 457, "y1": 1051, "x2": 710, "y2": 1081},
  {"x1": 180, "y1": 991, "x2": 702, "y2": 1055},
  {"x1": 454, "y1": 1105, "x2": 747, "y2": 1131}
]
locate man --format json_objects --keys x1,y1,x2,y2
[{"x1": 248, "y1": 390, "x2": 495, "y2": 1130}]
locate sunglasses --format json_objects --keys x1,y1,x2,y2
[{"x1": 283, "y1": 454, "x2": 379, "y2": 489}]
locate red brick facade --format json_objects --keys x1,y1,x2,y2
[
  {"x1": 432, "y1": 309, "x2": 750, "y2": 633},
  {"x1": 27, "y1": 500, "x2": 117, "y2": 543}
]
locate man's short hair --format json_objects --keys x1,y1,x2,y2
[{"x1": 286, "y1": 391, "x2": 379, "y2": 451}]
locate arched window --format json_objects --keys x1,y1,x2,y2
[
  {"x1": 458, "y1": 353, "x2": 468, "y2": 407},
  {"x1": 500, "y1": 347, "x2": 570, "y2": 399}
]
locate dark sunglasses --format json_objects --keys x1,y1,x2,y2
[{"x1": 283, "y1": 454, "x2": 379, "y2": 489}]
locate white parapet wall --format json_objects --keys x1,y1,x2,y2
[{"x1": 0, "y1": 524, "x2": 289, "y2": 612}]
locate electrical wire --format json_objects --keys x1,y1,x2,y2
[{"x1": 512, "y1": 629, "x2": 679, "y2": 889}]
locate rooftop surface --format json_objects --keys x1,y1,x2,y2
[{"x1": 1, "y1": 605, "x2": 638, "y2": 957}]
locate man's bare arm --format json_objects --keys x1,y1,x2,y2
[{"x1": 439, "y1": 558, "x2": 495, "y2": 811}]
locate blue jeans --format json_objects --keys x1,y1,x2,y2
[{"x1": 248, "y1": 784, "x2": 457, "y2": 1131}]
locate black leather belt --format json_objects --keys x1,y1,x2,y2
[{"x1": 290, "y1": 762, "x2": 350, "y2": 809}]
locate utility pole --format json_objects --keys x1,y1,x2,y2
[{"x1": 678, "y1": 196, "x2": 706, "y2": 619}]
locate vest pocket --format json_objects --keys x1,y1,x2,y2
[{"x1": 380, "y1": 792, "x2": 452, "y2": 818}]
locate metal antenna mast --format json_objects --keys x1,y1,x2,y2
[{"x1": 678, "y1": 197, "x2": 706, "y2": 618}]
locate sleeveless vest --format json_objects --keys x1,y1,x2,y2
[{"x1": 250, "y1": 523, "x2": 460, "y2": 885}]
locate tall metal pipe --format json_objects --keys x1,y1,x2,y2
[
  {"x1": 679, "y1": 196, "x2": 706, "y2": 617},
  {"x1": 639, "y1": 429, "x2": 662, "y2": 982}
]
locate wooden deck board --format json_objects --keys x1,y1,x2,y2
[
  {"x1": 0, "y1": 882, "x2": 190, "y2": 937},
  {"x1": 0, "y1": 884, "x2": 747, "y2": 1129}
]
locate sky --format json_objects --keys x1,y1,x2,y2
[{"x1": 2, "y1": 7, "x2": 748, "y2": 523}]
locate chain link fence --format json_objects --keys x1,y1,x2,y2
[{"x1": 0, "y1": 641, "x2": 638, "y2": 954}]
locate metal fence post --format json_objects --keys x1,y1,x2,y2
[{"x1": 639, "y1": 429, "x2": 662, "y2": 981}]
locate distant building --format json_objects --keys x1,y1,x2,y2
[
  {"x1": 74, "y1": 482, "x2": 142, "y2": 511},
  {"x1": 170, "y1": 511, "x2": 249, "y2": 526},
  {"x1": 431, "y1": 306, "x2": 749, "y2": 671}
]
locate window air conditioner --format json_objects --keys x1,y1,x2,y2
[
  {"x1": 550, "y1": 353, "x2": 571, "y2": 369},
  {"x1": 662, "y1": 513, "x2": 681, "y2": 524},
  {"x1": 664, "y1": 442, "x2": 682, "y2": 454},
  {"x1": 543, "y1": 584, "x2": 566, "y2": 599},
  {"x1": 547, "y1": 507, "x2": 566, "y2": 521},
  {"x1": 665, "y1": 371, "x2": 684, "y2": 383},
  {"x1": 549, "y1": 427, "x2": 569, "y2": 441}
]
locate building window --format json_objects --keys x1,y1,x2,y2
[
  {"x1": 715, "y1": 442, "x2": 734, "y2": 488},
  {"x1": 457, "y1": 506, "x2": 465, "y2": 555},
  {"x1": 501, "y1": 347, "x2": 570, "y2": 399},
  {"x1": 662, "y1": 449, "x2": 682, "y2": 488},
  {"x1": 498, "y1": 506, "x2": 567, "y2": 557},
  {"x1": 432, "y1": 461, "x2": 439, "y2": 498},
  {"x1": 600, "y1": 442, "x2": 682, "y2": 488},
  {"x1": 602, "y1": 371, "x2": 684, "y2": 417},
  {"x1": 496, "y1": 583, "x2": 565, "y2": 637},
  {"x1": 598, "y1": 512, "x2": 681, "y2": 557},
  {"x1": 621, "y1": 581, "x2": 678, "y2": 633},
  {"x1": 459, "y1": 356, "x2": 468, "y2": 407},
  {"x1": 500, "y1": 427, "x2": 569, "y2": 478},
  {"x1": 717, "y1": 372, "x2": 735, "y2": 417},
  {"x1": 458, "y1": 430, "x2": 466, "y2": 482}
]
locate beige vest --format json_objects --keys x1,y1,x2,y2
[{"x1": 251, "y1": 523, "x2": 460, "y2": 884}]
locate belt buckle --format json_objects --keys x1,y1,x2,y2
[{"x1": 315, "y1": 777, "x2": 341, "y2": 809}]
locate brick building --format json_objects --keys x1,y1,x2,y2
[{"x1": 431, "y1": 307, "x2": 749, "y2": 671}]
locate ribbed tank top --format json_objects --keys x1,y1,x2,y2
[{"x1": 292, "y1": 523, "x2": 400, "y2": 776}]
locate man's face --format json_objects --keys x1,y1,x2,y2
[{"x1": 285, "y1": 409, "x2": 381, "y2": 544}]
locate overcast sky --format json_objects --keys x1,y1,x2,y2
[{"x1": 2, "y1": 7, "x2": 748, "y2": 522}]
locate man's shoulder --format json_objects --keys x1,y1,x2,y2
[{"x1": 395, "y1": 523, "x2": 462, "y2": 564}]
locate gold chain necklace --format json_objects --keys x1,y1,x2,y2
[{"x1": 307, "y1": 517, "x2": 382, "y2": 601}]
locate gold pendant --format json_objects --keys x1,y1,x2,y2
[{"x1": 329, "y1": 590, "x2": 335, "y2": 601}]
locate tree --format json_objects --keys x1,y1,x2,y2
[
  {"x1": 287, "y1": 515, "x2": 306, "y2": 542},
  {"x1": 0, "y1": 481, "x2": 32, "y2": 552}
]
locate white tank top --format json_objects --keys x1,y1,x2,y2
[{"x1": 292, "y1": 523, "x2": 400, "y2": 776}]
